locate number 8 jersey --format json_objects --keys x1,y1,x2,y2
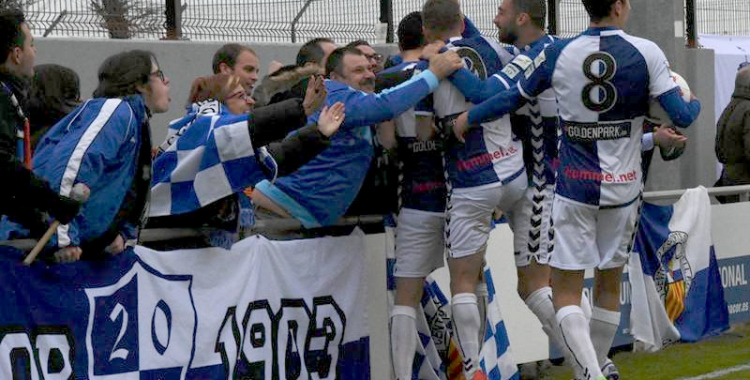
[{"x1": 519, "y1": 27, "x2": 677, "y2": 207}]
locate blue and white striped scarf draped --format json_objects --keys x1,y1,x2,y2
[{"x1": 148, "y1": 100, "x2": 277, "y2": 217}]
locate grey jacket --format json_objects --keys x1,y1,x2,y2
[{"x1": 716, "y1": 77, "x2": 750, "y2": 184}]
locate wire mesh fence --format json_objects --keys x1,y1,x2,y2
[
  {"x1": 696, "y1": 0, "x2": 750, "y2": 36},
  {"x1": 557, "y1": 0, "x2": 588, "y2": 38},
  {"x1": 11, "y1": 0, "x2": 750, "y2": 42},
  {"x1": 20, "y1": 0, "x2": 382, "y2": 43}
]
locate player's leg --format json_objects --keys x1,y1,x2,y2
[
  {"x1": 510, "y1": 187, "x2": 565, "y2": 353},
  {"x1": 549, "y1": 197, "x2": 604, "y2": 379},
  {"x1": 446, "y1": 186, "x2": 504, "y2": 379},
  {"x1": 589, "y1": 202, "x2": 639, "y2": 378},
  {"x1": 392, "y1": 209, "x2": 446, "y2": 380}
]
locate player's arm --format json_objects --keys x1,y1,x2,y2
[
  {"x1": 468, "y1": 50, "x2": 554, "y2": 125},
  {"x1": 377, "y1": 120, "x2": 397, "y2": 151},
  {"x1": 449, "y1": 70, "x2": 510, "y2": 104},
  {"x1": 462, "y1": 15, "x2": 481, "y2": 38},
  {"x1": 647, "y1": 46, "x2": 701, "y2": 128},
  {"x1": 655, "y1": 89, "x2": 701, "y2": 128},
  {"x1": 337, "y1": 51, "x2": 461, "y2": 128}
]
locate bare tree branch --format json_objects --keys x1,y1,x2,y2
[{"x1": 89, "y1": 0, "x2": 163, "y2": 39}]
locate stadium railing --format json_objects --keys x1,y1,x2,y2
[{"x1": 3, "y1": 185, "x2": 750, "y2": 250}]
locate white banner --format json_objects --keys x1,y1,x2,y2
[
  {"x1": 133, "y1": 230, "x2": 370, "y2": 379},
  {"x1": 10, "y1": 229, "x2": 373, "y2": 379}
]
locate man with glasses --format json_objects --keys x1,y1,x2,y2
[{"x1": 347, "y1": 40, "x2": 385, "y2": 74}]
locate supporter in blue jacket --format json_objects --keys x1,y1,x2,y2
[
  {"x1": 251, "y1": 45, "x2": 463, "y2": 228},
  {"x1": 147, "y1": 73, "x2": 344, "y2": 237},
  {"x1": 4, "y1": 50, "x2": 170, "y2": 262}
]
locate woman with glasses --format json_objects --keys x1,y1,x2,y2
[
  {"x1": 2, "y1": 50, "x2": 171, "y2": 262},
  {"x1": 145, "y1": 73, "x2": 345, "y2": 249}
]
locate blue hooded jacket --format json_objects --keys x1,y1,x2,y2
[
  {"x1": 255, "y1": 70, "x2": 439, "y2": 227},
  {"x1": 3, "y1": 96, "x2": 151, "y2": 249}
]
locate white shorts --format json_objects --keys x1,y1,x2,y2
[
  {"x1": 550, "y1": 196, "x2": 640, "y2": 270},
  {"x1": 446, "y1": 174, "x2": 527, "y2": 259},
  {"x1": 507, "y1": 185, "x2": 554, "y2": 267},
  {"x1": 394, "y1": 208, "x2": 446, "y2": 278}
]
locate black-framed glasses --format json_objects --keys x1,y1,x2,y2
[
  {"x1": 151, "y1": 69, "x2": 166, "y2": 83},
  {"x1": 739, "y1": 61, "x2": 750, "y2": 71}
]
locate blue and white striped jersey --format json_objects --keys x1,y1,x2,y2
[
  {"x1": 378, "y1": 61, "x2": 446, "y2": 213},
  {"x1": 468, "y1": 27, "x2": 701, "y2": 207},
  {"x1": 434, "y1": 35, "x2": 524, "y2": 189}
]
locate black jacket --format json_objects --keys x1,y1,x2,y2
[{"x1": 0, "y1": 70, "x2": 77, "y2": 235}]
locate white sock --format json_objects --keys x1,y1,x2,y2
[
  {"x1": 452, "y1": 293, "x2": 481, "y2": 377},
  {"x1": 557, "y1": 305, "x2": 602, "y2": 379},
  {"x1": 581, "y1": 290, "x2": 593, "y2": 321},
  {"x1": 590, "y1": 306, "x2": 621, "y2": 367},
  {"x1": 525, "y1": 288, "x2": 570, "y2": 353},
  {"x1": 525, "y1": 287, "x2": 583, "y2": 377},
  {"x1": 391, "y1": 305, "x2": 418, "y2": 380},
  {"x1": 476, "y1": 282, "x2": 489, "y2": 342}
]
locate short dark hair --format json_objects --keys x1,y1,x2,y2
[
  {"x1": 582, "y1": 0, "x2": 619, "y2": 22},
  {"x1": 422, "y1": 0, "x2": 462, "y2": 34},
  {"x1": 296, "y1": 37, "x2": 335, "y2": 67},
  {"x1": 93, "y1": 50, "x2": 156, "y2": 98},
  {"x1": 346, "y1": 39, "x2": 371, "y2": 49},
  {"x1": 325, "y1": 46, "x2": 364, "y2": 78},
  {"x1": 0, "y1": 8, "x2": 26, "y2": 64},
  {"x1": 514, "y1": 0, "x2": 546, "y2": 30},
  {"x1": 397, "y1": 11, "x2": 424, "y2": 52},
  {"x1": 212, "y1": 43, "x2": 256, "y2": 74},
  {"x1": 28, "y1": 64, "x2": 81, "y2": 127}
]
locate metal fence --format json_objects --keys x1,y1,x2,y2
[
  {"x1": 15, "y1": 0, "x2": 750, "y2": 42},
  {"x1": 23, "y1": 0, "x2": 381, "y2": 43},
  {"x1": 695, "y1": 0, "x2": 750, "y2": 36}
]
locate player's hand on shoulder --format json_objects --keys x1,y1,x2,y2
[
  {"x1": 429, "y1": 50, "x2": 463, "y2": 80},
  {"x1": 421, "y1": 40, "x2": 446, "y2": 61}
]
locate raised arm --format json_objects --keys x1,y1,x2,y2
[{"x1": 335, "y1": 51, "x2": 462, "y2": 128}]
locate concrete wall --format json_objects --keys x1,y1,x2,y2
[
  {"x1": 35, "y1": 38, "x2": 302, "y2": 143},
  {"x1": 36, "y1": 8, "x2": 718, "y2": 191},
  {"x1": 34, "y1": 38, "x2": 397, "y2": 144},
  {"x1": 629, "y1": 0, "x2": 719, "y2": 191}
]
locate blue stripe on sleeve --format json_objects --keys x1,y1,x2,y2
[
  {"x1": 656, "y1": 87, "x2": 701, "y2": 128},
  {"x1": 467, "y1": 84, "x2": 526, "y2": 125}
]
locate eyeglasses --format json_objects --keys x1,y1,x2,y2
[
  {"x1": 739, "y1": 61, "x2": 750, "y2": 71},
  {"x1": 150, "y1": 69, "x2": 166, "y2": 83},
  {"x1": 364, "y1": 53, "x2": 384, "y2": 63}
]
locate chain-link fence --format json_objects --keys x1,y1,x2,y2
[
  {"x1": 557, "y1": 0, "x2": 588, "y2": 38},
  {"x1": 696, "y1": 0, "x2": 750, "y2": 36},
  {"x1": 22, "y1": 0, "x2": 381, "y2": 43},
  {"x1": 15, "y1": 0, "x2": 750, "y2": 42}
]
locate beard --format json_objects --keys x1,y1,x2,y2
[
  {"x1": 498, "y1": 27, "x2": 518, "y2": 45},
  {"x1": 359, "y1": 78, "x2": 375, "y2": 93}
]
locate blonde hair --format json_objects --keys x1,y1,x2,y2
[{"x1": 187, "y1": 73, "x2": 242, "y2": 106}]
